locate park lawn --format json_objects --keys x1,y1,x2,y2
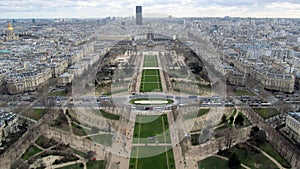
[
  {"x1": 140, "y1": 69, "x2": 162, "y2": 92},
  {"x1": 197, "y1": 83, "x2": 211, "y2": 89},
  {"x1": 131, "y1": 146, "x2": 170, "y2": 157},
  {"x1": 33, "y1": 109, "x2": 46, "y2": 120},
  {"x1": 216, "y1": 110, "x2": 236, "y2": 130},
  {"x1": 99, "y1": 109, "x2": 120, "y2": 120},
  {"x1": 184, "y1": 109, "x2": 210, "y2": 119},
  {"x1": 215, "y1": 123, "x2": 231, "y2": 131},
  {"x1": 144, "y1": 56, "x2": 158, "y2": 67},
  {"x1": 57, "y1": 163, "x2": 83, "y2": 169},
  {"x1": 142, "y1": 75, "x2": 160, "y2": 83},
  {"x1": 144, "y1": 60, "x2": 158, "y2": 67},
  {"x1": 258, "y1": 142, "x2": 291, "y2": 168},
  {"x1": 21, "y1": 145, "x2": 43, "y2": 160},
  {"x1": 89, "y1": 134, "x2": 113, "y2": 146},
  {"x1": 72, "y1": 122, "x2": 89, "y2": 136},
  {"x1": 198, "y1": 156, "x2": 231, "y2": 169},
  {"x1": 22, "y1": 109, "x2": 46, "y2": 121},
  {"x1": 229, "y1": 144, "x2": 279, "y2": 169},
  {"x1": 238, "y1": 112, "x2": 252, "y2": 127},
  {"x1": 52, "y1": 113, "x2": 70, "y2": 132},
  {"x1": 35, "y1": 135, "x2": 58, "y2": 149},
  {"x1": 167, "y1": 148, "x2": 176, "y2": 168},
  {"x1": 59, "y1": 124, "x2": 70, "y2": 132},
  {"x1": 129, "y1": 147, "x2": 175, "y2": 169},
  {"x1": 198, "y1": 109, "x2": 210, "y2": 117},
  {"x1": 140, "y1": 82, "x2": 162, "y2": 92},
  {"x1": 235, "y1": 90, "x2": 256, "y2": 96},
  {"x1": 134, "y1": 115, "x2": 168, "y2": 137},
  {"x1": 70, "y1": 148, "x2": 87, "y2": 158},
  {"x1": 133, "y1": 115, "x2": 170, "y2": 143},
  {"x1": 86, "y1": 160, "x2": 106, "y2": 169},
  {"x1": 48, "y1": 90, "x2": 66, "y2": 96},
  {"x1": 253, "y1": 108, "x2": 280, "y2": 119},
  {"x1": 142, "y1": 69, "x2": 159, "y2": 76}
]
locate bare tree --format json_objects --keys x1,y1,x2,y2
[{"x1": 224, "y1": 127, "x2": 235, "y2": 149}]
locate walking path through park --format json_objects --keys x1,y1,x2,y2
[
  {"x1": 168, "y1": 110, "x2": 185, "y2": 169},
  {"x1": 161, "y1": 115, "x2": 171, "y2": 169},
  {"x1": 24, "y1": 140, "x2": 88, "y2": 169},
  {"x1": 232, "y1": 109, "x2": 239, "y2": 127},
  {"x1": 250, "y1": 144, "x2": 287, "y2": 169},
  {"x1": 135, "y1": 52, "x2": 144, "y2": 92},
  {"x1": 107, "y1": 110, "x2": 136, "y2": 169},
  {"x1": 214, "y1": 155, "x2": 251, "y2": 169},
  {"x1": 65, "y1": 113, "x2": 74, "y2": 134},
  {"x1": 157, "y1": 53, "x2": 168, "y2": 92}
]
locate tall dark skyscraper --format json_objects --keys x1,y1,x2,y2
[{"x1": 136, "y1": 6, "x2": 142, "y2": 25}]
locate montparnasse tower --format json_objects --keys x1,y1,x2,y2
[{"x1": 4, "y1": 22, "x2": 19, "y2": 41}]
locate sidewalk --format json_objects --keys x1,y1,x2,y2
[{"x1": 250, "y1": 144, "x2": 287, "y2": 169}]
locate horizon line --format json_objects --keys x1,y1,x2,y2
[{"x1": 0, "y1": 16, "x2": 300, "y2": 20}]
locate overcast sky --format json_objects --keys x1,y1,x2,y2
[{"x1": 0, "y1": 0, "x2": 299, "y2": 18}]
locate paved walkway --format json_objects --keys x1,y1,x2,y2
[
  {"x1": 65, "y1": 113, "x2": 74, "y2": 134},
  {"x1": 26, "y1": 141, "x2": 88, "y2": 169},
  {"x1": 157, "y1": 53, "x2": 168, "y2": 92},
  {"x1": 213, "y1": 155, "x2": 251, "y2": 169},
  {"x1": 250, "y1": 144, "x2": 287, "y2": 169},
  {"x1": 135, "y1": 52, "x2": 144, "y2": 92},
  {"x1": 232, "y1": 108, "x2": 239, "y2": 127}
]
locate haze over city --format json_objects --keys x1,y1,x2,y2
[{"x1": 0, "y1": 0, "x2": 300, "y2": 18}]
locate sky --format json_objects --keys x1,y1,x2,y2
[{"x1": 0, "y1": 0, "x2": 300, "y2": 19}]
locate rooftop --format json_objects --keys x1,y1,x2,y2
[{"x1": 288, "y1": 112, "x2": 300, "y2": 122}]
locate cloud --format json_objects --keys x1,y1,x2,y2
[{"x1": 0, "y1": 0, "x2": 299, "y2": 18}]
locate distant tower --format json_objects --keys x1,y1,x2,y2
[
  {"x1": 4, "y1": 22, "x2": 19, "y2": 41},
  {"x1": 136, "y1": 6, "x2": 142, "y2": 25}
]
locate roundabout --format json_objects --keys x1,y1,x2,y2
[{"x1": 71, "y1": 32, "x2": 223, "y2": 169}]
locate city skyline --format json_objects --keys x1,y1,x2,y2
[
  {"x1": 0, "y1": 3, "x2": 300, "y2": 168},
  {"x1": 0, "y1": 0, "x2": 300, "y2": 19}
]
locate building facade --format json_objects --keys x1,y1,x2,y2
[
  {"x1": 4, "y1": 22, "x2": 19, "y2": 41},
  {"x1": 286, "y1": 112, "x2": 300, "y2": 143},
  {"x1": 6, "y1": 69, "x2": 52, "y2": 94},
  {"x1": 136, "y1": 6, "x2": 142, "y2": 25}
]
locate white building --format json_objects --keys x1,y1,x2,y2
[{"x1": 286, "y1": 112, "x2": 300, "y2": 143}]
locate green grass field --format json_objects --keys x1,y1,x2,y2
[
  {"x1": 253, "y1": 108, "x2": 280, "y2": 119},
  {"x1": 258, "y1": 142, "x2": 291, "y2": 168},
  {"x1": 229, "y1": 144, "x2": 279, "y2": 169},
  {"x1": 143, "y1": 75, "x2": 160, "y2": 82},
  {"x1": 57, "y1": 163, "x2": 83, "y2": 169},
  {"x1": 238, "y1": 112, "x2": 252, "y2": 126},
  {"x1": 140, "y1": 69, "x2": 162, "y2": 92},
  {"x1": 184, "y1": 109, "x2": 210, "y2": 119},
  {"x1": 130, "y1": 147, "x2": 175, "y2": 169},
  {"x1": 71, "y1": 122, "x2": 90, "y2": 136},
  {"x1": 21, "y1": 109, "x2": 46, "y2": 121},
  {"x1": 86, "y1": 160, "x2": 106, "y2": 169},
  {"x1": 133, "y1": 115, "x2": 171, "y2": 144},
  {"x1": 48, "y1": 90, "x2": 66, "y2": 96},
  {"x1": 21, "y1": 145, "x2": 43, "y2": 160},
  {"x1": 99, "y1": 109, "x2": 120, "y2": 120},
  {"x1": 144, "y1": 55, "x2": 158, "y2": 67},
  {"x1": 198, "y1": 156, "x2": 231, "y2": 169},
  {"x1": 89, "y1": 134, "x2": 113, "y2": 146}
]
